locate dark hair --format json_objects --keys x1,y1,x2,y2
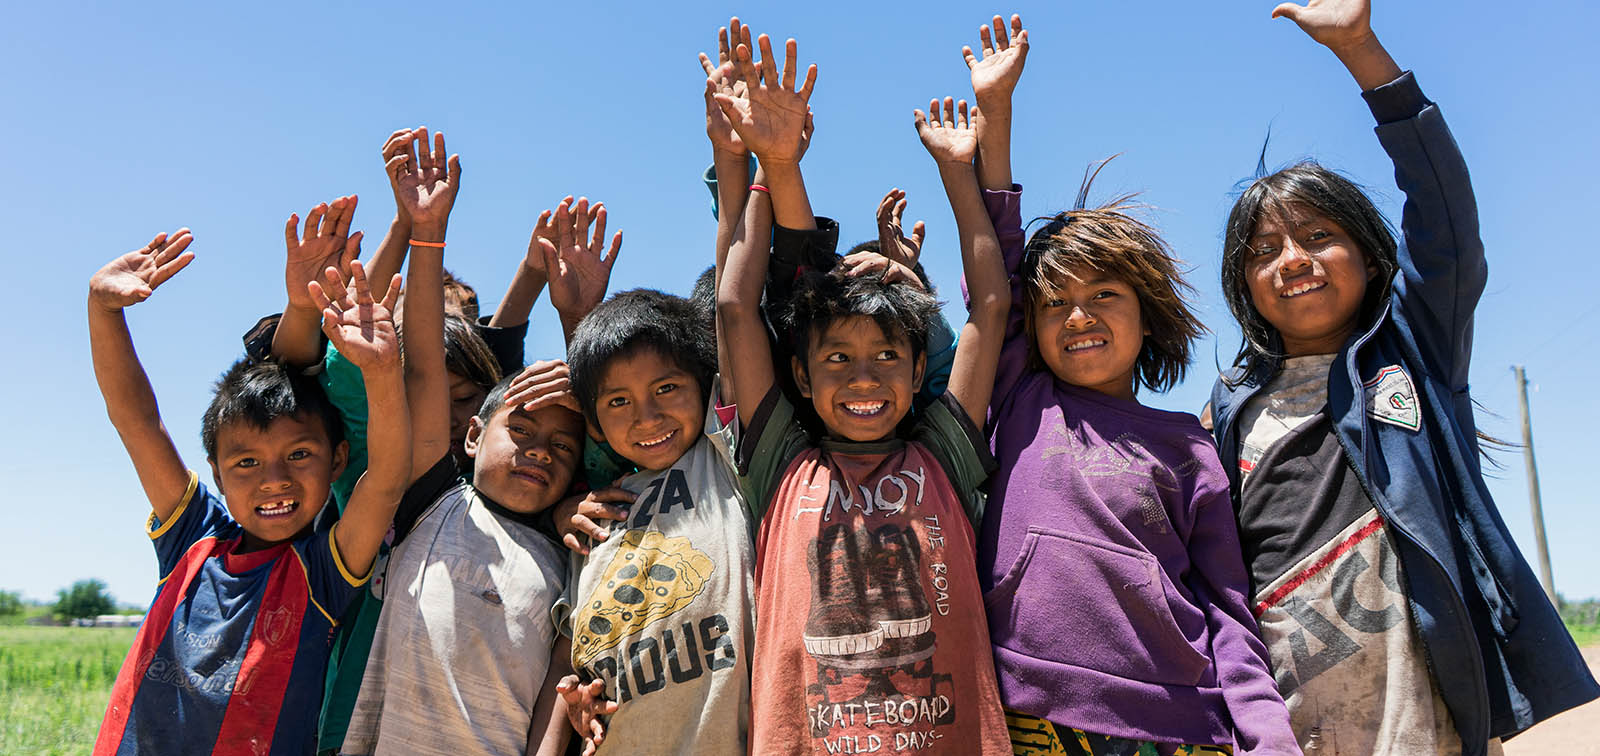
[
  {"x1": 785, "y1": 268, "x2": 939, "y2": 368},
  {"x1": 1222, "y1": 161, "x2": 1398, "y2": 376},
  {"x1": 1021, "y1": 199, "x2": 1205, "y2": 394},
  {"x1": 201, "y1": 358, "x2": 344, "y2": 459},
  {"x1": 689, "y1": 264, "x2": 718, "y2": 337},
  {"x1": 567, "y1": 289, "x2": 717, "y2": 428},
  {"x1": 441, "y1": 314, "x2": 501, "y2": 391},
  {"x1": 440, "y1": 267, "x2": 480, "y2": 321},
  {"x1": 843, "y1": 240, "x2": 936, "y2": 292}
]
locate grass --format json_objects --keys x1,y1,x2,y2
[
  {"x1": 0, "y1": 625, "x2": 135, "y2": 755},
  {"x1": 1560, "y1": 598, "x2": 1600, "y2": 649}
]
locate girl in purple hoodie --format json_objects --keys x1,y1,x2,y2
[{"x1": 960, "y1": 15, "x2": 1299, "y2": 756}]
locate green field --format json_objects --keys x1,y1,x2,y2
[{"x1": 0, "y1": 625, "x2": 135, "y2": 755}]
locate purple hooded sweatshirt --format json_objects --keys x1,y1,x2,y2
[{"x1": 974, "y1": 186, "x2": 1298, "y2": 754}]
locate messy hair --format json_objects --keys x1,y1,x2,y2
[
  {"x1": 201, "y1": 358, "x2": 344, "y2": 459},
  {"x1": 1222, "y1": 161, "x2": 1398, "y2": 376},
  {"x1": 785, "y1": 268, "x2": 940, "y2": 368},
  {"x1": 441, "y1": 314, "x2": 501, "y2": 394},
  {"x1": 1022, "y1": 192, "x2": 1204, "y2": 394},
  {"x1": 568, "y1": 288, "x2": 717, "y2": 428},
  {"x1": 441, "y1": 267, "x2": 480, "y2": 321}
]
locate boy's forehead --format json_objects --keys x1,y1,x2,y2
[
  {"x1": 599, "y1": 346, "x2": 692, "y2": 391},
  {"x1": 813, "y1": 316, "x2": 909, "y2": 349},
  {"x1": 501, "y1": 403, "x2": 584, "y2": 436},
  {"x1": 214, "y1": 413, "x2": 329, "y2": 452}
]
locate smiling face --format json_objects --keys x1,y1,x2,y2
[
  {"x1": 466, "y1": 402, "x2": 584, "y2": 514},
  {"x1": 593, "y1": 348, "x2": 706, "y2": 472},
  {"x1": 209, "y1": 413, "x2": 348, "y2": 552},
  {"x1": 1245, "y1": 206, "x2": 1377, "y2": 356},
  {"x1": 795, "y1": 316, "x2": 924, "y2": 442},
  {"x1": 1030, "y1": 271, "x2": 1146, "y2": 401}
]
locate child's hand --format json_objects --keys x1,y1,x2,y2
[
  {"x1": 521, "y1": 197, "x2": 570, "y2": 280},
  {"x1": 875, "y1": 188, "x2": 926, "y2": 269},
  {"x1": 840, "y1": 250, "x2": 925, "y2": 291},
  {"x1": 283, "y1": 196, "x2": 361, "y2": 310},
  {"x1": 384, "y1": 126, "x2": 461, "y2": 239},
  {"x1": 538, "y1": 197, "x2": 621, "y2": 326},
  {"x1": 89, "y1": 229, "x2": 196, "y2": 312},
  {"x1": 553, "y1": 487, "x2": 635, "y2": 555},
  {"x1": 556, "y1": 675, "x2": 618, "y2": 755},
  {"x1": 700, "y1": 19, "x2": 750, "y2": 155},
  {"x1": 380, "y1": 129, "x2": 415, "y2": 223},
  {"x1": 963, "y1": 14, "x2": 1028, "y2": 111},
  {"x1": 502, "y1": 360, "x2": 583, "y2": 415},
  {"x1": 914, "y1": 97, "x2": 979, "y2": 166},
  {"x1": 710, "y1": 27, "x2": 818, "y2": 166},
  {"x1": 307, "y1": 260, "x2": 403, "y2": 372},
  {"x1": 1271, "y1": 0, "x2": 1375, "y2": 52}
]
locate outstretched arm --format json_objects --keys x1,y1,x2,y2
[
  {"x1": 539, "y1": 196, "x2": 621, "y2": 344},
  {"x1": 391, "y1": 127, "x2": 463, "y2": 480},
  {"x1": 964, "y1": 14, "x2": 1028, "y2": 192},
  {"x1": 916, "y1": 99, "x2": 1009, "y2": 428},
  {"x1": 308, "y1": 262, "x2": 409, "y2": 576},
  {"x1": 272, "y1": 196, "x2": 362, "y2": 367},
  {"x1": 1272, "y1": 0, "x2": 1400, "y2": 90},
  {"x1": 717, "y1": 165, "x2": 777, "y2": 427},
  {"x1": 363, "y1": 128, "x2": 422, "y2": 289},
  {"x1": 88, "y1": 230, "x2": 197, "y2": 520},
  {"x1": 487, "y1": 206, "x2": 554, "y2": 329},
  {"x1": 704, "y1": 18, "x2": 755, "y2": 396}
]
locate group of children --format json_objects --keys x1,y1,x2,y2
[{"x1": 87, "y1": 2, "x2": 1598, "y2": 755}]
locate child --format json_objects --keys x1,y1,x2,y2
[
  {"x1": 89, "y1": 228, "x2": 411, "y2": 755},
  {"x1": 339, "y1": 131, "x2": 577, "y2": 756},
  {"x1": 956, "y1": 16, "x2": 1297, "y2": 756},
  {"x1": 713, "y1": 24, "x2": 1012, "y2": 754},
  {"x1": 1208, "y1": 2, "x2": 1599, "y2": 754}
]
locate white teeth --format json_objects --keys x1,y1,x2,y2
[
  {"x1": 1283, "y1": 281, "x2": 1326, "y2": 297},
  {"x1": 257, "y1": 500, "x2": 297, "y2": 516},
  {"x1": 844, "y1": 401, "x2": 886, "y2": 415},
  {"x1": 1066, "y1": 339, "x2": 1106, "y2": 352},
  {"x1": 638, "y1": 431, "x2": 675, "y2": 448}
]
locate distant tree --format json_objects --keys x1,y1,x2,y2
[
  {"x1": 0, "y1": 590, "x2": 21, "y2": 617},
  {"x1": 53, "y1": 579, "x2": 115, "y2": 621}
]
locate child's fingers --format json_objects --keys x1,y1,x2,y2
[
  {"x1": 384, "y1": 152, "x2": 410, "y2": 183},
  {"x1": 962, "y1": 45, "x2": 977, "y2": 70},
  {"x1": 780, "y1": 38, "x2": 798, "y2": 91},
  {"x1": 432, "y1": 130, "x2": 447, "y2": 171},
  {"x1": 446, "y1": 154, "x2": 462, "y2": 185},
  {"x1": 798, "y1": 63, "x2": 817, "y2": 102},
  {"x1": 562, "y1": 532, "x2": 591, "y2": 556},
  {"x1": 991, "y1": 15, "x2": 1009, "y2": 49},
  {"x1": 912, "y1": 108, "x2": 929, "y2": 134},
  {"x1": 910, "y1": 220, "x2": 926, "y2": 250},
  {"x1": 349, "y1": 260, "x2": 373, "y2": 306},
  {"x1": 150, "y1": 251, "x2": 195, "y2": 290},
  {"x1": 605, "y1": 231, "x2": 622, "y2": 267},
  {"x1": 698, "y1": 51, "x2": 716, "y2": 77},
  {"x1": 320, "y1": 265, "x2": 351, "y2": 305},
  {"x1": 957, "y1": 99, "x2": 970, "y2": 129},
  {"x1": 1270, "y1": 3, "x2": 1305, "y2": 22},
  {"x1": 333, "y1": 194, "x2": 358, "y2": 240},
  {"x1": 305, "y1": 203, "x2": 328, "y2": 241},
  {"x1": 978, "y1": 22, "x2": 994, "y2": 56},
  {"x1": 284, "y1": 213, "x2": 301, "y2": 248},
  {"x1": 379, "y1": 274, "x2": 403, "y2": 312},
  {"x1": 154, "y1": 230, "x2": 195, "y2": 266},
  {"x1": 381, "y1": 128, "x2": 411, "y2": 156},
  {"x1": 307, "y1": 279, "x2": 334, "y2": 312},
  {"x1": 1010, "y1": 14, "x2": 1025, "y2": 43},
  {"x1": 414, "y1": 127, "x2": 432, "y2": 173},
  {"x1": 893, "y1": 197, "x2": 908, "y2": 225},
  {"x1": 340, "y1": 231, "x2": 363, "y2": 278},
  {"x1": 590, "y1": 207, "x2": 607, "y2": 255},
  {"x1": 321, "y1": 197, "x2": 345, "y2": 238}
]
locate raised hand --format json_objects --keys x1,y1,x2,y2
[
  {"x1": 556, "y1": 675, "x2": 619, "y2": 755},
  {"x1": 89, "y1": 229, "x2": 196, "y2": 311},
  {"x1": 384, "y1": 126, "x2": 462, "y2": 238},
  {"x1": 283, "y1": 195, "x2": 362, "y2": 309},
  {"x1": 1272, "y1": 0, "x2": 1375, "y2": 51},
  {"x1": 307, "y1": 260, "x2": 403, "y2": 372},
  {"x1": 841, "y1": 250, "x2": 925, "y2": 291},
  {"x1": 538, "y1": 197, "x2": 622, "y2": 329},
  {"x1": 522, "y1": 198, "x2": 568, "y2": 279},
  {"x1": 502, "y1": 360, "x2": 583, "y2": 414},
  {"x1": 380, "y1": 130, "x2": 415, "y2": 223},
  {"x1": 552, "y1": 487, "x2": 636, "y2": 555},
  {"x1": 964, "y1": 14, "x2": 1028, "y2": 110},
  {"x1": 711, "y1": 27, "x2": 818, "y2": 165},
  {"x1": 700, "y1": 19, "x2": 750, "y2": 155},
  {"x1": 914, "y1": 97, "x2": 979, "y2": 166},
  {"x1": 875, "y1": 188, "x2": 926, "y2": 269}
]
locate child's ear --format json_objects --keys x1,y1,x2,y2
[
  {"x1": 791, "y1": 356, "x2": 812, "y2": 398},
  {"x1": 911, "y1": 350, "x2": 926, "y2": 393},
  {"x1": 330, "y1": 440, "x2": 350, "y2": 481},
  {"x1": 463, "y1": 415, "x2": 486, "y2": 458}
]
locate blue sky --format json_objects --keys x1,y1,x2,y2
[{"x1": 2, "y1": 1, "x2": 1597, "y2": 606}]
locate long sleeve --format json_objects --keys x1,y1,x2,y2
[
  {"x1": 968, "y1": 184, "x2": 1027, "y2": 423},
  {"x1": 1365, "y1": 72, "x2": 1485, "y2": 391}
]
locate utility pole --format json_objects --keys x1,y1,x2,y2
[{"x1": 1513, "y1": 365, "x2": 1558, "y2": 606}]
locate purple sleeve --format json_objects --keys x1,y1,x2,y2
[
  {"x1": 1185, "y1": 457, "x2": 1301, "y2": 755},
  {"x1": 962, "y1": 185, "x2": 1027, "y2": 422}
]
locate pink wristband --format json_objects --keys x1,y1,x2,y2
[{"x1": 749, "y1": 184, "x2": 770, "y2": 194}]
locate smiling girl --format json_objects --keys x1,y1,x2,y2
[{"x1": 1206, "y1": 1, "x2": 1597, "y2": 754}]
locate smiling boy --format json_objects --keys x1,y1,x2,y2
[
  {"x1": 711, "y1": 28, "x2": 1012, "y2": 754},
  {"x1": 89, "y1": 229, "x2": 410, "y2": 755}
]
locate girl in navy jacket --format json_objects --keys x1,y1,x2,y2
[{"x1": 1208, "y1": 1, "x2": 1598, "y2": 754}]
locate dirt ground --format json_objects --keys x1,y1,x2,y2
[{"x1": 1503, "y1": 645, "x2": 1600, "y2": 755}]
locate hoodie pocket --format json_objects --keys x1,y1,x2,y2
[{"x1": 985, "y1": 526, "x2": 1209, "y2": 687}]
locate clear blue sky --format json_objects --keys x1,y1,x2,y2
[{"x1": 3, "y1": 1, "x2": 1597, "y2": 607}]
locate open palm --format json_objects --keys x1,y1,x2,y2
[
  {"x1": 965, "y1": 14, "x2": 1028, "y2": 106},
  {"x1": 712, "y1": 30, "x2": 816, "y2": 164},
  {"x1": 915, "y1": 98, "x2": 979, "y2": 165},
  {"x1": 89, "y1": 230, "x2": 195, "y2": 311},
  {"x1": 284, "y1": 196, "x2": 361, "y2": 309},
  {"x1": 1272, "y1": 0, "x2": 1373, "y2": 49},
  {"x1": 386, "y1": 127, "x2": 461, "y2": 229},
  {"x1": 308, "y1": 261, "x2": 402, "y2": 371},
  {"x1": 701, "y1": 19, "x2": 751, "y2": 154},
  {"x1": 540, "y1": 197, "x2": 621, "y2": 323}
]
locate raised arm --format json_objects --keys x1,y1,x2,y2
[
  {"x1": 711, "y1": 27, "x2": 818, "y2": 232},
  {"x1": 704, "y1": 18, "x2": 755, "y2": 397},
  {"x1": 1272, "y1": 0, "x2": 1400, "y2": 91},
  {"x1": 363, "y1": 128, "x2": 422, "y2": 289},
  {"x1": 539, "y1": 196, "x2": 621, "y2": 345},
  {"x1": 307, "y1": 262, "x2": 409, "y2": 576},
  {"x1": 965, "y1": 14, "x2": 1028, "y2": 192},
  {"x1": 717, "y1": 165, "x2": 777, "y2": 427},
  {"x1": 916, "y1": 99, "x2": 1009, "y2": 428},
  {"x1": 391, "y1": 127, "x2": 463, "y2": 479},
  {"x1": 272, "y1": 196, "x2": 362, "y2": 367},
  {"x1": 486, "y1": 211, "x2": 551, "y2": 329},
  {"x1": 88, "y1": 230, "x2": 197, "y2": 520}
]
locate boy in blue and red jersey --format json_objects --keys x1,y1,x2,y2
[{"x1": 87, "y1": 222, "x2": 411, "y2": 755}]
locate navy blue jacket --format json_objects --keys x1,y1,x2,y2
[{"x1": 1209, "y1": 72, "x2": 1598, "y2": 753}]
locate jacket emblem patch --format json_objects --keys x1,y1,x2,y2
[{"x1": 1363, "y1": 365, "x2": 1420, "y2": 431}]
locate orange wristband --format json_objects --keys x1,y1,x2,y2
[{"x1": 409, "y1": 239, "x2": 446, "y2": 248}]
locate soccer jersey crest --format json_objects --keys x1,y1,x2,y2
[{"x1": 1363, "y1": 365, "x2": 1420, "y2": 431}]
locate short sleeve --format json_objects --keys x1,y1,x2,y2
[
  {"x1": 704, "y1": 376, "x2": 739, "y2": 472},
  {"x1": 147, "y1": 472, "x2": 237, "y2": 579},
  {"x1": 551, "y1": 551, "x2": 584, "y2": 641},
  {"x1": 291, "y1": 517, "x2": 369, "y2": 627},
  {"x1": 735, "y1": 387, "x2": 813, "y2": 523},
  {"x1": 912, "y1": 393, "x2": 997, "y2": 528}
]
